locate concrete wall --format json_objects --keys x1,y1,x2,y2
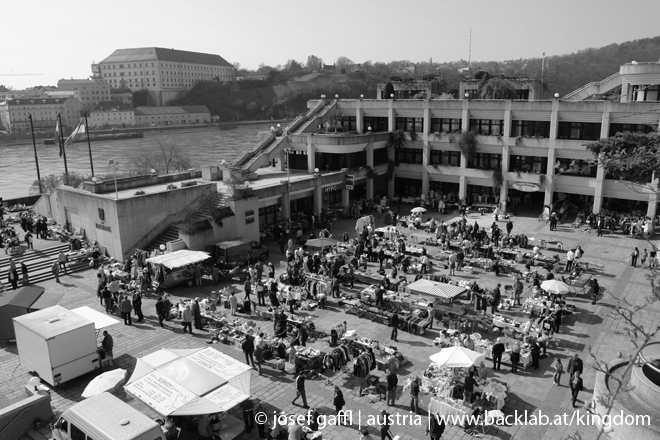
[
  {"x1": 0, "y1": 387, "x2": 53, "y2": 440},
  {"x1": 81, "y1": 170, "x2": 202, "y2": 194},
  {"x1": 226, "y1": 197, "x2": 260, "y2": 242},
  {"x1": 53, "y1": 183, "x2": 214, "y2": 260}
]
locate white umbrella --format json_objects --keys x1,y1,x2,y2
[
  {"x1": 540, "y1": 279, "x2": 571, "y2": 295},
  {"x1": 429, "y1": 346, "x2": 486, "y2": 368},
  {"x1": 82, "y1": 369, "x2": 127, "y2": 398},
  {"x1": 411, "y1": 207, "x2": 427, "y2": 213},
  {"x1": 306, "y1": 238, "x2": 338, "y2": 248}
]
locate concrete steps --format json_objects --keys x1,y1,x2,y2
[
  {"x1": 0, "y1": 244, "x2": 91, "y2": 286},
  {"x1": 144, "y1": 225, "x2": 180, "y2": 254}
]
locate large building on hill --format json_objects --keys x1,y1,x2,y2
[
  {"x1": 96, "y1": 47, "x2": 235, "y2": 106},
  {"x1": 57, "y1": 79, "x2": 112, "y2": 111},
  {"x1": 0, "y1": 97, "x2": 83, "y2": 133}
]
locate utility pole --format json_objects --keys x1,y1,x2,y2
[{"x1": 541, "y1": 52, "x2": 545, "y2": 99}]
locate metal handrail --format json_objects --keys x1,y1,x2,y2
[{"x1": 0, "y1": 408, "x2": 31, "y2": 438}]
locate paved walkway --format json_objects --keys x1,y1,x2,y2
[{"x1": 2, "y1": 207, "x2": 658, "y2": 440}]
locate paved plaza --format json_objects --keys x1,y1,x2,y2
[{"x1": 2, "y1": 206, "x2": 659, "y2": 440}]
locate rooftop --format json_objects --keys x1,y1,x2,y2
[
  {"x1": 100, "y1": 47, "x2": 233, "y2": 68},
  {"x1": 91, "y1": 101, "x2": 133, "y2": 112},
  {"x1": 5, "y1": 97, "x2": 73, "y2": 106}
]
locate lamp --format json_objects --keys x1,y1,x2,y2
[
  {"x1": 28, "y1": 376, "x2": 40, "y2": 391},
  {"x1": 554, "y1": 93, "x2": 560, "y2": 98},
  {"x1": 335, "y1": 94, "x2": 339, "y2": 99},
  {"x1": 465, "y1": 92, "x2": 470, "y2": 99},
  {"x1": 360, "y1": 94, "x2": 364, "y2": 99},
  {"x1": 92, "y1": 177, "x2": 98, "y2": 183},
  {"x1": 221, "y1": 159, "x2": 226, "y2": 165},
  {"x1": 390, "y1": 93, "x2": 394, "y2": 98},
  {"x1": 159, "y1": 244, "x2": 166, "y2": 252},
  {"x1": 150, "y1": 168, "x2": 156, "y2": 176},
  {"x1": 368, "y1": 126, "x2": 372, "y2": 132},
  {"x1": 314, "y1": 168, "x2": 320, "y2": 173},
  {"x1": 277, "y1": 124, "x2": 281, "y2": 128},
  {"x1": 321, "y1": 94, "x2": 326, "y2": 99},
  {"x1": 271, "y1": 126, "x2": 275, "y2": 131}
]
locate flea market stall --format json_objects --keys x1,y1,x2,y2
[
  {"x1": 146, "y1": 250, "x2": 211, "y2": 289},
  {"x1": 125, "y1": 347, "x2": 252, "y2": 440},
  {"x1": 0, "y1": 286, "x2": 63, "y2": 341}
]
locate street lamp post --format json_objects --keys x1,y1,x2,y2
[{"x1": 108, "y1": 159, "x2": 118, "y2": 200}]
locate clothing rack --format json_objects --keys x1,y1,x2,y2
[{"x1": 330, "y1": 321, "x2": 348, "y2": 346}]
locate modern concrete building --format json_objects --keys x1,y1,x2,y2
[
  {"x1": 57, "y1": 79, "x2": 112, "y2": 111},
  {"x1": 0, "y1": 97, "x2": 83, "y2": 133},
  {"x1": 134, "y1": 105, "x2": 210, "y2": 126},
  {"x1": 88, "y1": 101, "x2": 135, "y2": 128},
  {"x1": 97, "y1": 47, "x2": 234, "y2": 105}
]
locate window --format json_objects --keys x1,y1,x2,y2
[
  {"x1": 469, "y1": 119, "x2": 503, "y2": 136},
  {"x1": 430, "y1": 118, "x2": 462, "y2": 133},
  {"x1": 557, "y1": 122, "x2": 601, "y2": 140},
  {"x1": 511, "y1": 120, "x2": 550, "y2": 138},
  {"x1": 513, "y1": 89, "x2": 530, "y2": 100},
  {"x1": 465, "y1": 89, "x2": 479, "y2": 99},
  {"x1": 430, "y1": 150, "x2": 461, "y2": 166},
  {"x1": 340, "y1": 116, "x2": 356, "y2": 132},
  {"x1": 70, "y1": 424, "x2": 86, "y2": 440},
  {"x1": 395, "y1": 177, "x2": 422, "y2": 197},
  {"x1": 373, "y1": 148, "x2": 389, "y2": 165},
  {"x1": 395, "y1": 147, "x2": 422, "y2": 164},
  {"x1": 509, "y1": 155, "x2": 548, "y2": 173},
  {"x1": 468, "y1": 153, "x2": 502, "y2": 170},
  {"x1": 631, "y1": 84, "x2": 660, "y2": 102},
  {"x1": 609, "y1": 123, "x2": 655, "y2": 136},
  {"x1": 395, "y1": 117, "x2": 423, "y2": 133},
  {"x1": 555, "y1": 158, "x2": 597, "y2": 177}
]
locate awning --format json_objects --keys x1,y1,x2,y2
[
  {"x1": 146, "y1": 250, "x2": 211, "y2": 269},
  {"x1": 125, "y1": 347, "x2": 252, "y2": 416},
  {"x1": 0, "y1": 286, "x2": 44, "y2": 308},
  {"x1": 71, "y1": 306, "x2": 120, "y2": 331},
  {"x1": 407, "y1": 279, "x2": 467, "y2": 300}
]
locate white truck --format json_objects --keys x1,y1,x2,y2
[
  {"x1": 13, "y1": 305, "x2": 100, "y2": 386},
  {"x1": 51, "y1": 392, "x2": 166, "y2": 440}
]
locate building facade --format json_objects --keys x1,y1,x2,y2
[
  {"x1": 0, "y1": 97, "x2": 83, "y2": 133},
  {"x1": 57, "y1": 79, "x2": 112, "y2": 111},
  {"x1": 134, "y1": 105, "x2": 210, "y2": 126},
  {"x1": 88, "y1": 101, "x2": 135, "y2": 128},
  {"x1": 97, "y1": 47, "x2": 234, "y2": 106}
]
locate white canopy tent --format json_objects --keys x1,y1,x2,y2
[
  {"x1": 430, "y1": 346, "x2": 486, "y2": 368},
  {"x1": 125, "y1": 347, "x2": 252, "y2": 416},
  {"x1": 145, "y1": 251, "x2": 211, "y2": 270},
  {"x1": 407, "y1": 279, "x2": 467, "y2": 302},
  {"x1": 71, "y1": 306, "x2": 120, "y2": 337}
]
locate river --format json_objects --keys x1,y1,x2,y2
[{"x1": 0, "y1": 123, "x2": 276, "y2": 199}]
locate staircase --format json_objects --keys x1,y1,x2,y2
[
  {"x1": 0, "y1": 243, "x2": 92, "y2": 286},
  {"x1": 143, "y1": 225, "x2": 180, "y2": 254},
  {"x1": 562, "y1": 72, "x2": 621, "y2": 100}
]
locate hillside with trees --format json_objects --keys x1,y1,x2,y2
[{"x1": 167, "y1": 36, "x2": 660, "y2": 121}]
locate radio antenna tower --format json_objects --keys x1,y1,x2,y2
[{"x1": 468, "y1": 27, "x2": 472, "y2": 68}]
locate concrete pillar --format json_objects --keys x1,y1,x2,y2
[
  {"x1": 422, "y1": 171, "x2": 429, "y2": 194},
  {"x1": 306, "y1": 135, "x2": 316, "y2": 174},
  {"x1": 423, "y1": 105, "x2": 431, "y2": 135},
  {"x1": 281, "y1": 190, "x2": 291, "y2": 222},
  {"x1": 593, "y1": 106, "x2": 611, "y2": 213},
  {"x1": 342, "y1": 188, "x2": 350, "y2": 214},
  {"x1": 549, "y1": 99, "x2": 559, "y2": 140},
  {"x1": 366, "y1": 134, "x2": 375, "y2": 200},
  {"x1": 461, "y1": 100, "x2": 470, "y2": 135},
  {"x1": 647, "y1": 176, "x2": 659, "y2": 218},
  {"x1": 459, "y1": 175, "x2": 467, "y2": 200},
  {"x1": 356, "y1": 102, "x2": 364, "y2": 133},
  {"x1": 499, "y1": 180, "x2": 509, "y2": 213},
  {"x1": 544, "y1": 144, "x2": 557, "y2": 206},
  {"x1": 314, "y1": 180, "x2": 322, "y2": 217},
  {"x1": 277, "y1": 150, "x2": 286, "y2": 172},
  {"x1": 366, "y1": 178, "x2": 374, "y2": 199},
  {"x1": 500, "y1": 143, "x2": 510, "y2": 213},
  {"x1": 388, "y1": 100, "x2": 395, "y2": 132},
  {"x1": 388, "y1": 176, "x2": 395, "y2": 199}
]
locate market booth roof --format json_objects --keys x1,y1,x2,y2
[
  {"x1": 145, "y1": 250, "x2": 211, "y2": 269},
  {"x1": 0, "y1": 287, "x2": 64, "y2": 341},
  {"x1": 125, "y1": 347, "x2": 252, "y2": 416},
  {"x1": 407, "y1": 279, "x2": 467, "y2": 300}
]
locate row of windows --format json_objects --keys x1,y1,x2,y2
[{"x1": 103, "y1": 62, "x2": 231, "y2": 71}]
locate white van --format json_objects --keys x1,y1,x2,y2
[{"x1": 51, "y1": 393, "x2": 165, "y2": 440}]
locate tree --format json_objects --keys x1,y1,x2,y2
[
  {"x1": 336, "y1": 56, "x2": 353, "y2": 72},
  {"x1": 30, "y1": 172, "x2": 87, "y2": 194},
  {"x1": 306, "y1": 55, "x2": 323, "y2": 70},
  {"x1": 585, "y1": 131, "x2": 660, "y2": 186},
  {"x1": 133, "y1": 88, "x2": 156, "y2": 107},
  {"x1": 284, "y1": 59, "x2": 303, "y2": 72},
  {"x1": 130, "y1": 137, "x2": 194, "y2": 175},
  {"x1": 476, "y1": 72, "x2": 520, "y2": 99},
  {"x1": 232, "y1": 61, "x2": 241, "y2": 71}
]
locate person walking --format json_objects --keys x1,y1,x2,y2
[
  {"x1": 565, "y1": 249, "x2": 575, "y2": 272},
  {"x1": 132, "y1": 292, "x2": 144, "y2": 322},
  {"x1": 24, "y1": 231, "x2": 33, "y2": 250},
  {"x1": 162, "y1": 294, "x2": 172, "y2": 321},
  {"x1": 182, "y1": 305, "x2": 193, "y2": 334},
  {"x1": 567, "y1": 354, "x2": 583, "y2": 382},
  {"x1": 155, "y1": 296, "x2": 166, "y2": 328},
  {"x1": 448, "y1": 252, "x2": 457, "y2": 276},
  {"x1": 570, "y1": 371, "x2": 584, "y2": 407},
  {"x1": 641, "y1": 249, "x2": 648, "y2": 268},
  {"x1": 192, "y1": 298, "x2": 204, "y2": 330},
  {"x1": 386, "y1": 369, "x2": 398, "y2": 406},
  {"x1": 631, "y1": 247, "x2": 639, "y2": 267},
  {"x1": 427, "y1": 413, "x2": 446, "y2": 440},
  {"x1": 120, "y1": 295, "x2": 133, "y2": 325},
  {"x1": 20, "y1": 262, "x2": 29, "y2": 286},
  {"x1": 254, "y1": 332, "x2": 264, "y2": 375},
  {"x1": 390, "y1": 311, "x2": 399, "y2": 342},
  {"x1": 491, "y1": 284, "x2": 501, "y2": 315},
  {"x1": 379, "y1": 410, "x2": 394, "y2": 440},
  {"x1": 553, "y1": 357, "x2": 564, "y2": 386},
  {"x1": 463, "y1": 371, "x2": 476, "y2": 405},
  {"x1": 244, "y1": 277, "x2": 252, "y2": 303},
  {"x1": 333, "y1": 385, "x2": 345, "y2": 415},
  {"x1": 506, "y1": 219, "x2": 513, "y2": 236},
  {"x1": 491, "y1": 338, "x2": 505, "y2": 370},
  {"x1": 58, "y1": 250, "x2": 67, "y2": 273},
  {"x1": 531, "y1": 340, "x2": 541, "y2": 369},
  {"x1": 514, "y1": 277, "x2": 524, "y2": 306},
  {"x1": 242, "y1": 332, "x2": 255, "y2": 366},
  {"x1": 590, "y1": 278, "x2": 600, "y2": 305},
  {"x1": 101, "y1": 330, "x2": 114, "y2": 366},
  {"x1": 292, "y1": 372, "x2": 309, "y2": 408},
  {"x1": 229, "y1": 292, "x2": 238, "y2": 316},
  {"x1": 409, "y1": 376, "x2": 420, "y2": 414}
]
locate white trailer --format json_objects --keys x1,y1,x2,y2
[{"x1": 13, "y1": 305, "x2": 100, "y2": 386}]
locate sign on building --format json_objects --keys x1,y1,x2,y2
[
  {"x1": 245, "y1": 210, "x2": 255, "y2": 224},
  {"x1": 346, "y1": 174, "x2": 354, "y2": 190}
]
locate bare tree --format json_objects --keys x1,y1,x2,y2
[
  {"x1": 130, "y1": 137, "x2": 194, "y2": 175},
  {"x1": 30, "y1": 172, "x2": 87, "y2": 194}
]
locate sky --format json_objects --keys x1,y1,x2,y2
[{"x1": 3, "y1": 0, "x2": 660, "y2": 90}]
